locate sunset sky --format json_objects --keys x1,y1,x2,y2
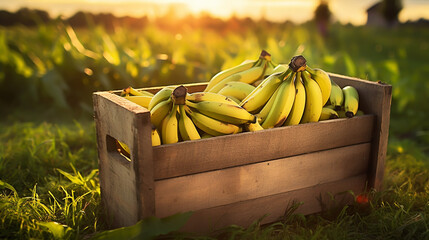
[{"x1": 1, "y1": 0, "x2": 429, "y2": 25}]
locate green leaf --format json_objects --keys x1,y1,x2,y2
[
  {"x1": 0, "y1": 180, "x2": 18, "y2": 196},
  {"x1": 37, "y1": 221, "x2": 72, "y2": 239},
  {"x1": 91, "y1": 212, "x2": 193, "y2": 240}
]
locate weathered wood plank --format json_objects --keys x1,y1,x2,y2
[
  {"x1": 181, "y1": 174, "x2": 367, "y2": 233},
  {"x1": 330, "y1": 73, "x2": 392, "y2": 190},
  {"x1": 153, "y1": 115, "x2": 374, "y2": 180},
  {"x1": 93, "y1": 92, "x2": 155, "y2": 227},
  {"x1": 181, "y1": 174, "x2": 366, "y2": 233},
  {"x1": 155, "y1": 143, "x2": 371, "y2": 217}
]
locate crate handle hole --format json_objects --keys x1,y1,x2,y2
[{"x1": 106, "y1": 135, "x2": 131, "y2": 163}]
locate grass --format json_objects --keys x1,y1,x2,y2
[{"x1": 0, "y1": 19, "x2": 429, "y2": 239}]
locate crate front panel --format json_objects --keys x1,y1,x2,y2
[{"x1": 154, "y1": 142, "x2": 371, "y2": 218}]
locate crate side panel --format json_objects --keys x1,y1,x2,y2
[
  {"x1": 181, "y1": 174, "x2": 366, "y2": 233},
  {"x1": 330, "y1": 74, "x2": 392, "y2": 190},
  {"x1": 155, "y1": 143, "x2": 371, "y2": 217},
  {"x1": 153, "y1": 115, "x2": 374, "y2": 180}
]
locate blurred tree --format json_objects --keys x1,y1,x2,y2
[
  {"x1": 381, "y1": 0, "x2": 402, "y2": 25},
  {"x1": 314, "y1": 1, "x2": 331, "y2": 37}
]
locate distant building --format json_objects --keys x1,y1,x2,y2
[{"x1": 366, "y1": 2, "x2": 388, "y2": 26}]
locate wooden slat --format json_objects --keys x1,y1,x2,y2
[
  {"x1": 181, "y1": 174, "x2": 367, "y2": 233},
  {"x1": 153, "y1": 115, "x2": 374, "y2": 180},
  {"x1": 330, "y1": 73, "x2": 392, "y2": 191},
  {"x1": 93, "y1": 92, "x2": 155, "y2": 227},
  {"x1": 155, "y1": 143, "x2": 371, "y2": 217}
]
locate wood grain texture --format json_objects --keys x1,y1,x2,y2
[
  {"x1": 153, "y1": 115, "x2": 374, "y2": 180},
  {"x1": 155, "y1": 143, "x2": 371, "y2": 217},
  {"x1": 330, "y1": 73, "x2": 392, "y2": 190},
  {"x1": 93, "y1": 92, "x2": 155, "y2": 227},
  {"x1": 181, "y1": 174, "x2": 367, "y2": 233}
]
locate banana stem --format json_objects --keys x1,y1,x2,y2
[
  {"x1": 172, "y1": 85, "x2": 188, "y2": 105},
  {"x1": 259, "y1": 50, "x2": 271, "y2": 61},
  {"x1": 289, "y1": 55, "x2": 307, "y2": 72}
]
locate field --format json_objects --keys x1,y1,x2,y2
[{"x1": 0, "y1": 17, "x2": 428, "y2": 239}]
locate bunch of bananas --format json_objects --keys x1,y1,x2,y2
[
  {"x1": 118, "y1": 53, "x2": 364, "y2": 147},
  {"x1": 320, "y1": 81, "x2": 363, "y2": 120}
]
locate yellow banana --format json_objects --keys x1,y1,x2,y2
[
  {"x1": 300, "y1": 71, "x2": 323, "y2": 123},
  {"x1": 261, "y1": 73, "x2": 296, "y2": 129},
  {"x1": 319, "y1": 107, "x2": 339, "y2": 121},
  {"x1": 225, "y1": 95, "x2": 241, "y2": 104},
  {"x1": 329, "y1": 79, "x2": 344, "y2": 110},
  {"x1": 150, "y1": 98, "x2": 172, "y2": 128},
  {"x1": 185, "y1": 106, "x2": 240, "y2": 136},
  {"x1": 264, "y1": 63, "x2": 288, "y2": 77},
  {"x1": 284, "y1": 71, "x2": 306, "y2": 126},
  {"x1": 186, "y1": 92, "x2": 239, "y2": 106},
  {"x1": 244, "y1": 121, "x2": 264, "y2": 132},
  {"x1": 148, "y1": 86, "x2": 174, "y2": 111},
  {"x1": 121, "y1": 86, "x2": 154, "y2": 97},
  {"x1": 342, "y1": 86, "x2": 359, "y2": 118},
  {"x1": 305, "y1": 67, "x2": 332, "y2": 105},
  {"x1": 256, "y1": 84, "x2": 280, "y2": 123},
  {"x1": 208, "y1": 59, "x2": 267, "y2": 93},
  {"x1": 151, "y1": 128, "x2": 161, "y2": 146},
  {"x1": 186, "y1": 100, "x2": 256, "y2": 125},
  {"x1": 204, "y1": 60, "x2": 258, "y2": 92},
  {"x1": 161, "y1": 104, "x2": 179, "y2": 145},
  {"x1": 217, "y1": 81, "x2": 255, "y2": 101},
  {"x1": 124, "y1": 95, "x2": 152, "y2": 109},
  {"x1": 178, "y1": 105, "x2": 201, "y2": 141},
  {"x1": 240, "y1": 68, "x2": 292, "y2": 113},
  {"x1": 116, "y1": 140, "x2": 130, "y2": 157}
]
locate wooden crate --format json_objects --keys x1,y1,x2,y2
[{"x1": 92, "y1": 73, "x2": 392, "y2": 233}]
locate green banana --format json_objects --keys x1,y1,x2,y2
[
  {"x1": 148, "y1": 86, "x2": 174, "y2": 111},
  {"x1": 240, "y1": 68, "x2": 292, "y2": 113},
  {"x1": 178, "y1": 105, "x2": 201, "y2": 141},
  {"x1": 217, "y1": 81, "x2": 255, "y2": 101},
  {"x1": 186, "y1": 100, "x2": 256, "y2": 125},
  {"x1": 186, "y1": 92, "x2": 239, "y2": 106},
  {"x1": 256, "y1": 84, "x2": 280, "y2": 123},
  {"x1": 150, "y1": 98, "x2": 172, "y2": 128},
  {"x1": 284, "y1": 71, "x2": 306, "y2": 126},
  {"x1": 319, "y1": 107, "x2": 339, "y2": 121},
  {"x1": 185, "y1": 106, "x2": 240, "y2": 136},
  {"x1": 261, "y1": 72, "x2": 296, "y2": 129},
  {"x1": 342, "y1": 86, "x2": 359, "y2": 118},
  {"x1": 305, "y1": 66, "x2": 332, "y2": 106},
  {"x1": 329, "y1": 79, "x2": 344, "y2": 110},
  {"x1": 161, "y1": 104, "x2": 179, "y2": 145},
  {"x1": 300, "y1": 71, "x2": 323, "y2": 123}
]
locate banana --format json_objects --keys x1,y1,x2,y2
[
  {"x1": 148, "y1": 86, "x2": 174, "y2": 111},
  {"x1": 178, "y1": 105, "x2": 201, "y2": 141},
  {"x1": 305, "y1": 66, "x2": 332, "y2": 105},
  {"x1": 337, "y1": 110, "x2": 347, "y2": 118},
  {"x1": 217, "y1": 81, "x2": 255, "y2": 101},
  {"x1": 150, "y1": 98, "x2": 172, "y2": 128},
  {"x1": 329, "y1": 79, "x2": 344, "y2": 110},
  {"x1": 300, "y1": 71, "x2": 323, "y2": 123},
  {"x1": 284, "y1": 71, "x2": 306, "y2": 126},
  {"x1": 225, "y1": 95, "x2": 241, "y2": 104},
  {"x1": 256, "y1": 84, "x2": 280, "y2": 123},
  {"x1": 124, "y1": 95, "x2": 152, "y2": 109},
  {"x1": 261, "y1": 73, "x2": 296, "y2": 129},
  {"x1": 204, "y1": 60, "x2": 258, "y2": 92},
  {"x1": 342, "y1": 86, "x2": 359, "y2": 118},
  {"x1": 186, "y1": 100, "x2": 256, "y2": 125},
  {"x1": 152, "y1": 128, "x2": 161, "y2": 146},
  {"x1": 185, "y1": 106, "x2": 240, "y2": 136},
  {"x1": 208, "y1": 59, "x2": 267, "y2": 93},
  {"x1": 240, "y1": 68, "x2": 292, "y2": 113},
  {"x1": 201, "y1": 133, "x2": 214, "y2": 139},
  {"x1": 161, "y1": 104, "x2": 179, "y2": 145},
  {"x1": 323, "y1": 104, "x2": 336, "y2": 110},
  {"x1": 319, "y1": 107, "x2": 339, "y2": 121},
  {"x1": 265, "y1": 63, "x2": 288, "y2": 77},
  {"x1": 116, "y1": 140, "x2": 130, "y2": 157},
  {"x1": 356, "y1": 110, "x2": 365, "y2": 116},
  {"x1": 121, "y1": 86, "x2": 154, "y2": 97},
  {"x1": 245, "y1": 121, "x2": 264, "y2": 132},
  {"x1": 186, "y1": 92, "x2": 239, "y2": 106}
]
